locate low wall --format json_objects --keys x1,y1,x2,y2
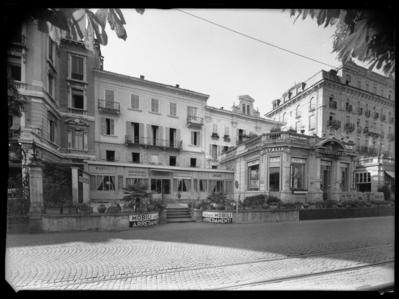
[
  {"x1": 299, "y1": 207, "x2": 394, "y2": 220},
  {"x1": 201, "y1": 209, "x2": 299, "y2": 224},
  {"x1": 41, "y1": 212, "x2": 160, "y2": 232}
]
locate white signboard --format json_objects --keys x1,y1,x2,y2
[
  {"x1": 202, "y1": 211, "x2": 233, "y2": 224},
  {"x1": 291, "y1": 158, "x2": 306, "y2": 164},
  {"x1": 129, "y1": 212, "x2": 159, "y2": 227}
]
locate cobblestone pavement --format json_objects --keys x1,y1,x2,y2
[{"x1": 5, "y1": 216, "x2": 395, "y2": 291}]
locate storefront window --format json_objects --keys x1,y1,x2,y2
[
  {"x1": 199, "y1": 179, "x2": 207, "y2": 192},
  {"x1": 355, "y1": 172, "x2": 371, "y2": 192},
  {"x1": 209, "y1": 180, "x2": 224, "y2": 193},
  {"x1": 175, "y1": 179, "x2": 191, "y2": 192},
  {"x1": 340, "y1": 165, "x2": 349, "y2": 191},
  {"x1": 248, "y1": 164, "x2": 259, "y2": 190},
  {"x1": 126, "y1": 178, "x2": 148, "y2": 188},
  {"x1": 291, "y1": 158, "x2": 306, "y2": 190},
  {"x1": 90, "y1": 175, "x2": 115, "y2": 191},
  {"x1": 151, "y1": 179, "x2": 162, "y2": 194},
  {"x1": 269, "y1": 167, "x2": 280, "y2": 191}
]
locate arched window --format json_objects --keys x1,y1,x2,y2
[
  {"x1": 282, "y1": 112, "x2": 287, "y2": 123},
  {"x1": 309, "y1": 97, "x2": 315, "y2": 111},
  {"x1": 296, "y1": 105, "x2": 301, "y2": 117}
]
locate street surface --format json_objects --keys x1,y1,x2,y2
[{"x1": 5, "y1": 216, "x2": 395, "y2": 291}]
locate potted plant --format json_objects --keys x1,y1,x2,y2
[{"x1": 97, "y1": 204, "x2": 106, "y2": 214}]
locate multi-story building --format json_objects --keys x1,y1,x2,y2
[
  {"x1": 264, "y1": 60, "x2": 395, "y2": 192},
  {"x1": 88, "y1": 70, "x2": 281, "y2": 204}
]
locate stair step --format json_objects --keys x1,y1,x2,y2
[{"x1": 166, "y1": 218, "x2": 194, "y2": 223}]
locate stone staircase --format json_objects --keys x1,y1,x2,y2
[{"x1": 166, "y1": 204, "x2": 193, "y2": 223}]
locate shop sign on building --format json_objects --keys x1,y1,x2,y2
[
  {"x1": 202, "y1": 211, "x2": 233, "y2": 224},
  {"x1": 129, "y1": 212, "x2": 159, "y2": 227}
]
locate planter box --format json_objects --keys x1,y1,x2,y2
[{"x1": 202, "y1": 209, "x2": 299, "y2": 224}]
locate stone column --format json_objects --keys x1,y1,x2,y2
[
  {"x1": 330, "y1": 160, "x2": 340, "y2": 201},
  {"x1": 280, "y1": 151, "x2": 291, "y2": 202},
  {"x1": 28, "y1": 165, "x2": 43, "y2": 233},
  {"x1": 71, "y1": 167, "x2": 79, "y2": 204},
  {"x1": 82, "y1": 172, "x2": 90, "y2": 203},
  {"x1": 307, "y1": 154, "x2": 323, "y2": 203}
]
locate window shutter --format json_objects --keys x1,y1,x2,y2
[
  {"x1": 126, "y1": 151, "x2": 131, "y2": 162},
  {"x1": 83, "y1": 132, "x2": 88, "y2": 150},
  {"x1": 101, "y1": 118, "x2": 106, "y2": 135},
  {"x1": 139, "y1": 123, "x2": 144, "y2": 143},
  {"x1": 158, "y1": 126, "x2": 163, "y2": 146},
  {"x1": 209, "y1": 144, "x2": 212, "y2": 155},
  {"x1": 165, "y1": 127, "x2": 170, "y2": 146},
  {"x1": 197, "y1": 131, "x2": 201, "y2": 146},
  {"x1": 114, "y1": 150, "x2": 119, "y2": 161},
  {"x1": 126, "y1": 121, "x2": 131, "y2": 137},
  {"x1": 217, "y1": 145, "x2": 220, "y2": 157},
  {"x1": 146, "y1": 124, "x2": 152, "y2": 145},
  {"x1": 100, "y1": 149, "x2": 106, "y2": 160},
  {"x1": 67, "y1": 131, "x2": 72, "y2": 148},
  {"x1": 191, "y1": 131, "x2": 194, "y2": 145},
  {"x1": 110, "y1": 119, "x2": 114, "y2": 135},
  {"x1": 176, "y1": 129, "x2": 181, "y2": 147}
]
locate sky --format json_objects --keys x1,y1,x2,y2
[{"x1": 100, "y1": 9, "x2": 344, "y2": 114}]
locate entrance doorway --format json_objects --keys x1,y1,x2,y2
[{"x1": 320, "y1": 164, "x2": 331, "y2": 201}]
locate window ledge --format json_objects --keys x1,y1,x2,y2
[
  {"x1": 128, "y1": 108, "x2": 142, "y2": 112},
  {"x1": 101, "y1": 134, "x2": 118, "y2": 138},
  {"x1": 149, "y1": 111, "x2": 161, "y2": 115},
  {"x1": 167, "y1": 114, "x2": 179, "y2": 119},
  {"x1": 66, "y1": 78, "x2": 88, "y2": 85}
]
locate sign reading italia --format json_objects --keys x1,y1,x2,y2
[
  {"x1": 129, "y1": 212, "x2": 159, "y2": 227},
  {"x1": 202, "y1": 211, "x2": 233, "y2": 224}
]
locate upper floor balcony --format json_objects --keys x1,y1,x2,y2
[
  {"x1": 327, "y1": 119, "x2": 341, "y2": 130},
  {"x1": 98, "y1": 99, "x2": 120, "y2": 115},
  {"x1": 67, "y1": 107, "x2": 87, "y2": 116},
  {"x1": 329, "y1": 101, "x2": 337, "y2": 109},
  {"x1": 125, "y1": 135, "x2": 182, "y2": 151},
  {"x1": 344, "y1": 123, "x2": 355, "y2": 133},
  {"x1": 223, "y1": 134, "x2": 231, "y2": 142},
  {"x1": 186, "y1": 115, "x2": 204, "y2": 128},
  {"x1": 211, "y1": 132, "x2": 220, "y2": 140}
]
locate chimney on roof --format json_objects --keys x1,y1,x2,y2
[
  {"x1": 176, "y1": 84, "x2": 179, "y2": 88},
  {"x1": 140, "y1": 75, "x2": 145, "y2": 79}
]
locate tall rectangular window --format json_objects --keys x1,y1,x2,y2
[
  {"x1": 248, "y1": 164, "x2": 259, "y2": 190},
  {"x1": 225, "y1": 126, "x2": 229, "y2": 136},
  {"x1": 92, "y1": 175, "x2": 115, "y2": 191},
  {"x1": 169, "y1": 156, "x2": 176, "y2": 166},
  {"x1": 132, "y1": 152, "x2": 140, "y2": 163},
  {"x1": 291, "y1": 158, "x2": 306, "y2": 190},
  {"x1": 213, "y1": 124, "x2": 218, "y2": 133},
  {"x1": 8, "y1": 58, "x2": 21, "y2": 81},
  {"x1": 49, "y1": 119, "x2": 55, "y2": 142},
  {"x1": 71, "y1": 55, "x2": 84, "y2": 80},
  {"x1": 106, "y1": 150, "x2": 115, "y2": 161},
  {"x1": 67, "y1": 130, "x2": 88, "y2": 150},
  {"x1": 105, "y1": 90, "x2": 114, "y2": 102},
  {"x1": 151, "y1": 98, "x2": 159, "y2": 113},
  {"x1": 199, "y1": 180, "x2": 207, "y2": 192},
  {"x1": 103, "y1": 118, "x2": 114, "y2": 136},
  {"x1": 131, "y1": 94, "x2": 139, "y2": 109},
  {"x1": 190, "y1": 158, "x2": 197, "y2": 167},
  {"x1": 170, "y1": 102, "x2": 177, "y2": 116},
  {"x1": 48, "y1": 37, "x2": 55, "y2": 63},
  {"x1": 48, "y1": 73, "x2": 55, "y2": 98},
  {"x1": 309, "y1": 114, "x2": 316, "y2": 130},
  {"x1": 71, "y1": 88, "x2": 84, "y2": 109},
  {"x1": 191, "y1": 131, "x2": 200, "y2": 146},
  {"x1": 269, "y1": 167, "x2": 280, "y2": 191},
  {"x1": 187, "y1": 106, "x2": 197, "y2": 117}
]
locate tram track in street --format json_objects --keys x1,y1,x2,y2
[{"x1": 14, "y1": 243, "x2": 394, "y2": 290}]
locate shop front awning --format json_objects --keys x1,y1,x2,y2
[{"x1": 385, "y1": 171, "x2": 395, "y2": 179}]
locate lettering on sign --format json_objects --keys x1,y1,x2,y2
[
  {"x1": 129, "y1": 213, "x2": 159, "y2": 227},
  {"x1": 202, "y1": 211, "x2": 233, "y2": 224},
  {"x1": 269, "y1": 157, "x2": 281, "y2": 163},
  {"x1": 89, "y1": 165, "x2": 116, "y2": 173},
  {"x1": 211, "y1": 174, "x2": 222, "y2": 178},
  {"x1": 127, "y1": 169, "x2": 148, "y2": 177},
  {"x1": 247, "y1": 160, "x2": 260, "y2": 167},
  {"x1": 291, "y1": 158, "x2": 306, "y2": 164},
  {"x1": 264, "y1": 147, "x2": 284, "y2": 153}
]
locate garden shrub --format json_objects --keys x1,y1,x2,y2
[
  {"x1": 97, "y1": 204, "x2": 106, "y2": 213},
  {"x1": 266, "y1": 195, "x2": 281, "y2": 205},
  {"x1": 325, "y1": 200, "x2": 338, "y2": 208},
  {"x1": 279, "y1": 202, "x2": 301, "y2": 209},
  {"x1": 243, "y1": 194, "x2": 266, "y2": 209},
  {"x1": 106, "y1": 204, "x2": 121, "y2": 214}
]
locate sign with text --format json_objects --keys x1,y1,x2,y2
[
  {"x1": 129, "y1": 212, "x2": 159, "y2": 227},
  {"x1": 202, "y1": 211, "x2": 233, "y2": 224}
]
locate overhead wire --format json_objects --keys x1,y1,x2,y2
[{"x1": 176, "y1": 9, "x2": 339, "y2": 70}]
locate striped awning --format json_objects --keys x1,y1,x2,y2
[{"x1": 385, "y1": 171, "x2": 395, "y2": 179}]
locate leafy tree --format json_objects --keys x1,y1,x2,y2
[
  {"x1": 123, "y1": 182, "x2": 164, "y2": 212},
  {"x1": 287, "y1": 9, "x2": 395, "y2": 77}
]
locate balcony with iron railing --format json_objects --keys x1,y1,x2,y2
[
  {"x1": 344, "y1": 123, "x2": 355, "y2": 133},
  {"x1": 345, "y1": 105, "x2": 353, "y2": 113},
  {"x1": 98, "y1": 99, "x2": 120, "y2": 115},
  {"x1": 67, "y1": 107, "x2": 88, "y2": 115},
  {"x1": 329, "y1": 101, "x2": 337, "y2": 109},
  {"x1": 327, "y1": 119, "x2": 341, "y2": 130},
  {"x1": 223, "y1": 134, "x2": 231, "y2": 142},
  {"x1": 363, "y1": 127, "x2": 381, "y2": 138},
  {"x1": 211, "y1": 132, "x2": 220, "y2": 140},
  {"x1": 125, "y1": 135, "x2": 182, "y2": 150},
  {"x1": 186, "y1": 115, "x2": 204, "y2": 127}
]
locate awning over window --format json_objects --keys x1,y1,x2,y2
[{"x1": 385, "y1": 171, "x2": 395, "y2": 179}]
